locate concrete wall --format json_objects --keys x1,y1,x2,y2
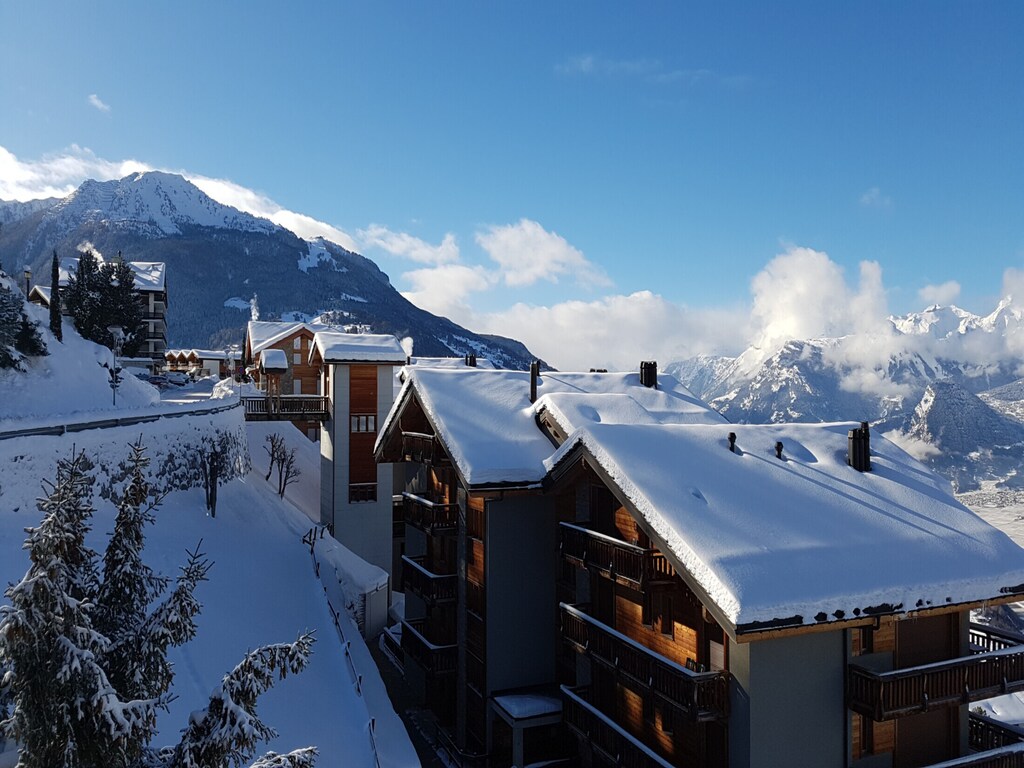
[
  {"x1": 729, "y1": 630, "x2": 846, "y2": 768},
  {"x1": 320, "y1": 363, "x2": 397, "y2": 581},
  {"x1": 485, "y1": 494, "x2": 557, "y2": 693}
]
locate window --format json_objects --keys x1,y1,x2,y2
[
  {"x1": 293, "y1": 338, "x2": 301, "y2": 350},
  {"x1": 349, "y1": 483, "x2": 377, "y2": 503},
  {"x1": 350, "y1": 414, "x2": 376, "y2": 433},
  {"x1": 660, "y1": 593, "x2": 674, "y2": 637},
  {"x1": 293, "y1": 353, "x2": 302, "y2": 365}
]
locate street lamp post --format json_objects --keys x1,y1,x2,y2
[{"x1": 107, "y1": 325, "x2": 124, "y2": 406}]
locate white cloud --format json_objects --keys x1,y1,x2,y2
[
  {"x1": 1002, "y1": 268, "x2": 1024, "y2": 301},
  {"x1": 357, "y1": 224, "x2": 459, "y2": 265},
  {"x1": 883, "y1": 430, "x2": 942, "y2": 461},
  {"x1": 555, "y1": 55, "x2": 745, "y2": 88},
  {"x1": 87, "y1": 94, "x2": 111, "y2": 113},
  {"x1": 859, "y1": 187, "x2": 892, "y2": 208},
  {"x1": 475, "y1": 218, "x2": 610, "y2": 288},
  {"x1": 474, "y1": 291, "x2": 746, "y2": 371},
  {"x1": 0, "y1": 144, "x2": 150, "y2": 201},
  {"x1": 918, "y1": 280, "x2": 961, "y2": 306},
  {"x1": 400, "y1": 264, "x2": 493, "y2": 320}
]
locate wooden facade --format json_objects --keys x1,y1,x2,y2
[{"x1": 245, "y1": 325, "x2": 325, "y2": 440}]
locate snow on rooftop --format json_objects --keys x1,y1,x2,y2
[
  {"x1": 247, "y1": 320, "x2": 338, "y2": 356},
  {"x1": 406, "y1": 356, "x2": 497, "y2": 370},
  {"x1": 260, "y1": 348, "x2": 289, "y2": 371},
  {"x1": 381, "y1": 368, "x2": 724, "y2": 487},
  {"x1": 311, "y1": 331, "x2": 406, "y2": 363},
  {"x1": 546, "y1": 421, "x2": 1024, "y2": 630}
]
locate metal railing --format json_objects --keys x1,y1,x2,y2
[
  {"x1": 561, "y1": 685, "x2": 675, "y2": 768},
  {"x1": 560, "y1": 522, "x2": 675, "y2": 588},
  {"x1": 849, "y1": 626, "x2": 1024, "y2": 721},
  {"x1": 561, "y1": 603, "x2": 729, "y2": 721},
  {"x1": 401, "y1": 555, "x2": 456, "y2": 605},
  {"x1": 401, "y1": 618, "x2": 457, "y2": 676},
  {"x1": 403, "y1": 492, "x2": 459, "y2": 534},
  {"x1": 0, "y1": 398, "x2": 242, "y2": 442}
]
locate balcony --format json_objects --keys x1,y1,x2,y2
[
  {"x1": 561, "y1": 603, "x2": 729, "y2": 722},
  {"x1": 402, "y1": 555, "x2": 456, "y2": 605},
  {"x1": 560, "y1": 523, "x2": 675, "y2": 589},
  {"x1": 401, "y1": 431, "x2": 449, "y2": 466},
  {"x1": 242, "y1": 396, "x2": 329, "y2": 421},
  {"x1": 401, "y1": 618, "x2": 457, "y2": 676},
  {"x1": 969, "y1": 712, "x2": 1024, "y2": 753},
  {"x1": 848, "y1": 624, "x2": 1024, "y2": 721},
  {"x1": 562, "y1": 685, "x2": 675, "y2": 768},
  {"x1": 403, "y1": 492, "x2": 459, "y2": 535}
]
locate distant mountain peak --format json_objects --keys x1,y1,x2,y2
[{"x1": 47, "y1": 171, "x2": 277, "y2": 238}]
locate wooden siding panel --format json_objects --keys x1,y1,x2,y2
[
  {"x1": 349, "y1": 364, "x2": 378, "y2": 412},
  {"x1": 614, "y1": 591, "x2": 699, "y2": 669}
]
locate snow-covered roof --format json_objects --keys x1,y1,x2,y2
[
  {"x1": 247, "y1": 320, "x2": 338, "y2": 356},
  {"x1": 406, "y1": 356, "x2": 497, "y2": 370},
  {"x1": 378, "y1": 368, "x2": 725, "y2": 488},
  {"x1": 310, "y1": 331, "x2": 406, "y2": 364},
  {"x1": 545, "y1": 421, "x2": 1024, "y2": 633},
  {"x1": 59, "y1": 256, "x2": 166, "y2": 292},
  {"x1": 260, "y1": 348, "x2": 289, "y2": 372}
]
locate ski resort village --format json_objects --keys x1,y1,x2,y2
[
  {"x1": 1, "y1": 170, "x2": 1024, "y2": 768},
  {"x1": 3, "y1": 6, "x2": 1024, "y2": 767}
]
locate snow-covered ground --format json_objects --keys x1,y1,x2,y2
[{"x1": 0, "y1": 410, "x2": 417, "y2": 766}]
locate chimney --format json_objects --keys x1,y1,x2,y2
[
  {"x1": 466, "y1": 353, "x2": 477, "y2": 367},
  {"x1": 529, "y1": 360, "x2": 540, "y2": 403},
  {"x1": 775, "y1": 441, "x2": 784, "y2": 460},
  {"x1": 727, "y1": 432, "x2": 737, "y2": 453},
  {"x1": 640, "y1": 360, "x2": 658, "y2": 389},
  {"x1": 847, "y1": 421, "x2": 871, "y2": 472}
]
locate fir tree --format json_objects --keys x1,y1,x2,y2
[
  {"x1": 162, "y1": 634, "x2": 316, "y2": 768},
  {"x1": 0, "y1": 451, "x2": 159, "y2": 768},
  {"x1": 15, "y1": 311, "x2": 48, "y2": 359},
  {"x1": 50, "y1": 249, "x2": 63, "y2": 342},
  {"x1": 103, "y1": 254, "x2": 143, "y2": 356},
  {"x1": 0, "y1": 281, "x2": 22, "y2": 369},
  {"x1": 64, "y1": 250, "x2": 107, "y2": 345}
]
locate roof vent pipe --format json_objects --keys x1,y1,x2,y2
[
  {"x1": 728, "y1": 432, "x2": 737, "y2": 453},
  {"x1": 529, "y1": 360, "x2": 540, "y2": 403},
  {"x1": 775, "y1": 441, "x2": 784, "y2": 459},
  {"x1": 847, "y1": 421, "x2": 871, "y2": 472},
  {"x1": 640, "y1": 360, "x2": 658, "y2": 389}
]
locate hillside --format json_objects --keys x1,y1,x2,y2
[{"x1": 0, "y1": 172, "x2": 540, "y2": 368}]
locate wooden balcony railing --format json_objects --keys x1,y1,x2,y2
[
  {"x1": 849, "y1": 626, "x2": 1024, "y2": 721},
  {"x1": 401, "y1": 618, "x2": 457, "y2": 676},
  {"x1": 924, "y1": 743, "x2": 1024, "y2": 767},
  {"x1": 466, "y1": 579, "x2": 486, "y2": 618},
  {"x1": 561, "y1": 686, "x2": 675, "y2": 768},
  {"x1": 969, "y1": 712, "x2": 1024, "y2": 752},
  {"x1": 242, "y1": 395, "x2": 329, "y2": 421},
  {"x1": 971, "y1": 623, "x2": 1024, "y2": 654},
  {"x1": 560, "y1": 523, "x2": 675, "y2": 589},
  {"x1": 403, "y1": 492, "x2": 459, "y2": 535},
  {"x1": 402, "y1": 555, "x2": 456, "y2": 605},
  {"x1": 401, "y1": 431, "x2": 449, "y2": 466},
  {"x1": 561, "y1": 603, "x2": 729, "y2": 722}
]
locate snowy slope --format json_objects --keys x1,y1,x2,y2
[{"x1": 0, "y1": 415, "x2": 417, "y2": 766}]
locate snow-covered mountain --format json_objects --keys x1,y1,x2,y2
[
  {"x1": 0, "y1": 173, "x2": 540, "y2": 367},
  {"x1": 879, "y1": 380, "x2": 1024, "y2": 491}
]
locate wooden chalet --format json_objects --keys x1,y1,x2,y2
[
  {"x1": 374, "y1": 363, "x2": 1024, "y2": 768},
  {"x1": 242, "y1": 321, "x2": 336, "y2": 439}
]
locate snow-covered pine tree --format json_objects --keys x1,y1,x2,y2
[
  {"x1": 0, "y1": 280, "x2": 22, "y2": 369},
  {"x1": 160, "y1": 633, "x2": 316, "y2": 768},
  {"x1": 0, "y1": 450, "x2": 161, "y2": 768},
  {"x1": 50, "y1": 249, "x2": 63, "y2": 342},
  {"x1": 15, "y1": 311, "x2": 47, "y2": 359},
  {"x1": 64, "y1": 250, "x2": 106, "y2": 346},
  {"x1": 103, "y1": 254, "x2": 144, "y2": 356}
]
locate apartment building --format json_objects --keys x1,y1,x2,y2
[{"x1": 374, "y1": 363, "x2": 1024, "y2": 768}]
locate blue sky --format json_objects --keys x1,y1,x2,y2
[{"x1": 2, "y1": 2, "x2": 1022, "y2": 368}]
